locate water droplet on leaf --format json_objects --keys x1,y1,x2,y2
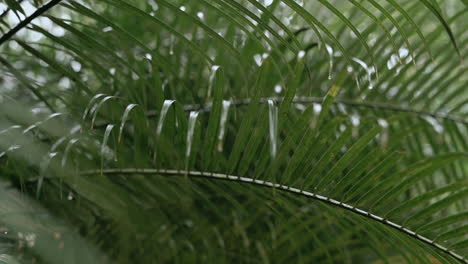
[{"x1": 267, "y1": 100, "x2": 278, "y2": 159}]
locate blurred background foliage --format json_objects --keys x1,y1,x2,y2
[{"x1": 0, "y1": 0, "x2": 467, "y2": 263}]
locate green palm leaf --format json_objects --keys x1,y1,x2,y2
[{"x1": 0, "y1": 0, "x2": 467, "y2": 263}]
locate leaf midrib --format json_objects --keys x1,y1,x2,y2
[{"x1": 78, "y1": 168, "x2": 467, "y2": 264}]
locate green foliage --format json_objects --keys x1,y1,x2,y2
[{"x1": 0, "y1": 0, "x2": 467, "y2": 263}]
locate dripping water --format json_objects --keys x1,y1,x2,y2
[
  {"x1": 325, "y1": 44, "x2": 334, "y2": 80},
  {"x1": 311, "y1": 103, "x2": 322, "y2": 129},
  {"x1": 377, "y1": 119, "x2": 389, "y2": 150},
  {"x1": 169, "y1": 35, "x2": 175, "y2": 55},
  {"x1": 350, "y1": 115, "x2": 360, "y2": 139},
  {"x1": 217, "y1": 100, "x2": 231, "y2": 152},
  {"x1": 186, "y1": 111, "x2": 199, "y2": 169},
  {"x1": 268, "y1": 100, "x2": 278, "y2": 159}
]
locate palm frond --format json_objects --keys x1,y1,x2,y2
[{"x1": 0, "y1": 0, "x2": 467, "y2": 263}]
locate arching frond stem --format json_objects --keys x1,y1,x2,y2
[{"x1": 80, "y1": 168, "x2": 467, "y2": 264}]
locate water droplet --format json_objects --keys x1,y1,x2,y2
[
  {"x1": 71, "y1": 61, "x2": 81, "y2": 72},
  {"x1": 145, "y1": 53, "x2": 152, "y2": 61},
  {"x1": 67, "y1": 192, "x2": 74, "y2": 200},
  {"x1": 294, "y1": 0, "x2": 304, "y2": 6},
  {"x1": 169, "y1": 37, "x2": 174, "y2": 55},
  {"x1": 387, "y1": 54, "x2": 399, "y2": 70},
  {"x1": 377, "y1": 119, "x2": 389, "y2": 128},
  {"x1": 58, "y1": 77, "x2": 71, "y2": 89},
  {"x1": 339, "y1": 124, "x2": 347, "y2": 132},
  {"x1": 217, "y1": 100, "x2": 231, "y2": 152},
  {"x1": 325, "y1": 44, "x2": 334, "y2": 80},
  {"x1": 262, "y1": 0, "x2": 274, "y2": 6},
  {"x1": 267, "y1": 100, "x2": 278, "y2": 159},
  {"x1": 118, "y1": 104, "x2": 138, "y2": 143},
  {"x1": 398, "y1": 47, "x2": 409, "y2": 58},
  {"x1": 102, "y1": 26, "x2": 113, "y2": 33},
  {"x1": 378, "y1": 119, "x2": 389, "y2": 150},
  {"x1": 274, "y1": 84, "x2": 282, "y2": 94},
  {"x1": 186, "y1": 111, "x2": 199, "y2": 158},
  {"x1": 297, "y1": 50, "x2": 306, "y2": 60},
  {"x1": 253, "y1": 54, "x2": 263, "y2": 66},
  {"x1": 313, "y1": 103, "x2": 322, "y2": 114},
  {"x1": 179, "y1": 6, "x2": 186, "y2": 12},
  {"x1": 31, "y1": 107, "x2": 46, "y2": 115},
  {"x1": 295, "y1": 104, "x2": 306, "y2": 111},
  {"x1": 351, "y1": 115, "x2": 360, "y2": 138},
  {"x1": 185, "y1": 219, "x2": 194, "y2": 228},
  {"x1": 351, "y1": 115, "x2": 360, "y2": 127},
  {"x1": 282, "y1": 15, "x2": 292, "y2": 26},
  {"x1": 156, "y1": 100, "x2": 176, "y2": 137},
  {"x1": 148, "y1": 0, "x2": 158, "y2": 10},
  {"x1": 197, "y1": 12, "x2": 205, "y2": 20}
]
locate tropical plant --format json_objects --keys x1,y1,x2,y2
[{"x1": 0, "y1": 0, "x2": 467, "y2": 263}]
